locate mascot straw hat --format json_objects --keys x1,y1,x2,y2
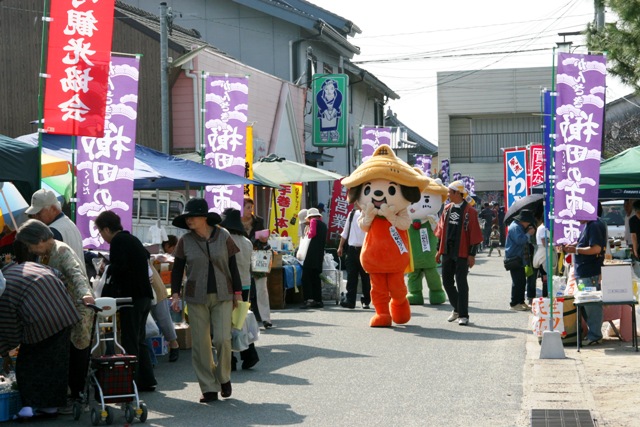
[
  {"x1": 414, "y1": 168, "x2": 449, "y2": 202},
  {"x1": 342, "y1": 145, "x2": 429, "y2": 192}
]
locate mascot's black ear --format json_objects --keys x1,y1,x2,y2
[
  {"x1": 347, "y1": 186, "x2": 362, "y2": 204},
  {"x1": 401, "y1": 186, "x2": 422, "y2": 204}
]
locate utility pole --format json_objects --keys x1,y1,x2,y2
[
  {"x1": 595, "y1": 0, "x2": 605, "y2": 31},
  {"x1": 160, "y1": 2, "x2": 170, "y2": 154}
]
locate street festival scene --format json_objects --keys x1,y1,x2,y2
[{"x1": 0, "y1": 0, "x2": 639, "y2": 426}]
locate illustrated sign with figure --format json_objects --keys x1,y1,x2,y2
[
  {"x1": 76, "y1": 55, "x2": 140, "y2": 250},
  {"x1": 503, "y1": 148, "x2": 528, "y2": 210},
  {"x1": 312, "y1": 74, "x2": 348, "y2": 147},
  {"x1": 203, "y1": 75, "x2": 249, "y2": 214},
  {"x1": 43, "y1": 0, "x2": 115, "y2": 137},
  {"x1": 553, "y1": 53, "x2": 606, "y2": 245}
]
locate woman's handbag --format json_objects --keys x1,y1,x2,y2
[
  {"x1": 532, "y1": 246, "x2": 546, "y2": 269},
  {"x1": 296, "y1": 237, "x2": 311, "y2": 262},
  {"x1": 251, "y1": 250, "x2": 273, "y2": 273},
  {"x1": 503, "y1": 256, "x2": 523, "y2": 271}
]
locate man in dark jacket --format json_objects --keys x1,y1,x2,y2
[
  {"x1": 95, "y1": 210, "x2": 157, "y2": 391},
  {"x1": 300, "y1": 208, "x2": 327, "y2": 308},
  {"x1": 435, "y1": 181, "x2": 484, "y2": 326}
]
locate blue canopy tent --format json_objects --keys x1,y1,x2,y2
[{"x1": 17, "y1": 133, "x2": 263, "y2": 189}]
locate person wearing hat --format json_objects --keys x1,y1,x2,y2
[
  {"x1": 435, "y1": 180, "x2": 484, "y2": 325},
  {"x1": 504, "y1": 209, "x2": 537, "y2": 312},
  {"x1": 299, "y1": 207, "x2": 327, "y2": 309},
  {"x1": 220, "y1": 208, "x2": 261, "y2": 370},
  {"x1": 25, "y1": 189, "x2": 86, "y2": 276},
  {"x1": 169, "y1": 198, "x2": 242, "y2": 403},
  {"x1": 94, "y1": 211, "x2": 158, "y2": 392}
]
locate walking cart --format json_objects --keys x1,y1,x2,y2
[
  {"x1": 74, "y1": 297, "x2": 148, "y2": 425},
  {"x1": 321, "y1": 248, "x2": 342, "y2": 304}
]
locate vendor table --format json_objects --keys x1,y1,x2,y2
[{"x1": 574, "y1": 300, "x2": 638, "y2": 352}]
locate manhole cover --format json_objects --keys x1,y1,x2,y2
[{"x1": 530, "y1": 409, "x2": 595, "y2": 427}]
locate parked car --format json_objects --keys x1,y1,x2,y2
[{"x1": 601, "y1": 200, "x2": 625, "y2": 240}]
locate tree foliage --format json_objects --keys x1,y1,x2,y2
[{"x1": 587, "y1": 0, "x2": 640, "y2": 89}]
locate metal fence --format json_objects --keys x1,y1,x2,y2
[{"x1": 450, "y1": 131, "x2": 542, "y2": 163}]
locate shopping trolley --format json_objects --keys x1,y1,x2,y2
[{"x1": 74, "y1": 297, "x2": 148, "y2": 425}]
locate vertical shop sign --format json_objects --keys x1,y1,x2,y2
[
  {"x1": 312, "y1": 74, "x2": 348, "y2": 147},
  {"x1": 503, "y1": 148, "x2": 528, "y2": 210},
  {"x1": 328, "y1": 179, "x2": 352, "y2": 243},
  {"x1": 43, "y1": 0, "x2": 115, "y2": 137},
  {"x1": 553, "y1": 53, "x2": 606, "y2": 244},
  {"x1": 528, "y1": 144, "x2": 545, "y2": 191},
  {"x1": 203, "y1": 75, "x2": 249, "y2": 214},
  {"x1": 268, "y1": 184, "x2": 303, "y2": 241},
  {"x1": 76, "y1": 55, "x2": 140, "y2": 250}
]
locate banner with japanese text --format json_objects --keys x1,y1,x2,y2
[
  {"x1": 268, "y1": 184, "x2": 303, "y2": 243},
  {"x1": 312, "y1": 74, "x2": 348, "y2": 147},
  {"x1": 328, "y1": 179, "x2": 352, "y2": 243},
  {"x1": 361, "y1": 126, "x2": 391, "y2": 163},
  {"x1": 77, "y1": 55, "x2": 140, "y2": 250},
  {"x1": 440, "y1": 159, "x2": 450, "y2": 186},
  {"x1": 414, "y1": 155, "x2": 432, "y2": 176},
  {"x1": 204, "y1": 75, "x2": 248, "y2": 214},
  {"x1": 528, "y1": 144, "x2": 545, "y2": 191},
  {"x1": 503, "y1": 148, "x2": 528, "y2": 210},
  {"x1": 452, "y1": 172, "x2": 462, "y2": 182},
  {"x1": 553, "y1": 53, "x2": 606, "y2": 244},
  {"x1": 244, "y1": 126, "x2": 254, "y2": 202},
  {"x1": 43, "y1": 0, "x2": 115, "y2": 137}
]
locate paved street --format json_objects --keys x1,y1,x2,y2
[{"x1": 29, "y1": 252, "x2": 545, "y2": 426}]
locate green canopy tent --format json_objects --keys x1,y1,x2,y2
[
  {"x1": 599, "y1": 146, "x2": 640, "y2": 199},
  {"x1": 0, "y1": 134, "x2": 40, "y2": 202}
]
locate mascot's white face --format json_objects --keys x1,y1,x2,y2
[
  {"x1": 359, "y1": 179, "x2": 412, "y2": 211},
  {"x1": 408, "y1": 190, "x2": 443, "y2": 220}
]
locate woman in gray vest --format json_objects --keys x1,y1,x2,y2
[{"x1": 169, "y1": 199, "x2": 243, "y2": 403}]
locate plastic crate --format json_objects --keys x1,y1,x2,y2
[{"x1": 0, "y1": 391, "x2": 21, "y2": 422}]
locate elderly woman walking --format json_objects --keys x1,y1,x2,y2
[
  {"x1": 16, "y1": 219, "x2": 95, "y2": 413},
  {"x1": 170, "y1": 198, "x2": 243, "y2": 403}
]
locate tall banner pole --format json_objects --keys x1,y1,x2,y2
[
  {"x1": 36, "y1": 0, "x2": 52, "y2": 188},
  {"x1": 547, "y1": 48, "x2": 558, "y2": 332}
]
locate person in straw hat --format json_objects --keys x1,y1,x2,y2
[
  {"x1": 299, "y1": 207, "x2": 327, "y2": 309},
  {"x1": 341, "y1": 145, "x2": 428, "y2": 327},
  {"x1": 434, "y1": 180, "x2": 484, "y2": 326}
]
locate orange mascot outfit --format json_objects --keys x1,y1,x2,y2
[{"x1": 341, "y1": 146, "x2": 428, "y2": 327}]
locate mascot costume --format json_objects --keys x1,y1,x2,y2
[
  {"x1": 406, "y1": 173, "x2": 449, "y2": 305},
  {"x1": 341, "y1": 146, "x2": 428, "y2": 327}
]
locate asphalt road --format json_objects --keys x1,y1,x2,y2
[{"x1": 24, "y1": 253, "x2": 534, "y2": 427}]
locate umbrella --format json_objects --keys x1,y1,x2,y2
[
  {"x1": 504, "y1": 193, "x2": 544, "y2": 226},
  {"x1": 0, "y1": 181, "x2": 66, "y2": 231},
  {"x1": 252, "y1": 154, "x2": 343, "y2": 185}
]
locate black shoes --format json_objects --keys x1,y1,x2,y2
[
  {"x1": 220, "y1": 381, "x2": 232, "y2": 398},
  {"x1": 300, "y1": 300, "x2": 324, "y2": 309},
  {"x1": 340, "y1": 301, "x2": 355, "y2": 309},
  {"x1": 169, "y1": 347, "x2": 179, "y2": 362},
  {"x1": 263, "y1": 321, "x2": 273, "y2": 329},
  {"x1": 199, "y1": 392, "x2": 218, "y2": 403}
]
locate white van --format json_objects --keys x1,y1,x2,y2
[
  {"x1": 601, "y1": 200, "x2": 625, "y2": 240},
  {"x1": 132, "y1": 190, "x2": 188, "y2": 243}
]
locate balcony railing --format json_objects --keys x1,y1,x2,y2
[{"x1": 450, "y1": 131, "x2": 542, "y2": 163}]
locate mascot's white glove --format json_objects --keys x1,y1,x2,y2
[
  {"x1": 359, "y1": 202, "x2": 378, "y2": 232},
  {"x1": 427, "y1": 215, "x2": 438, "y2": 231}
]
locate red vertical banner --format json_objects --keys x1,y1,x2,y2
[
  {"x1": 43, "y1": 0, "x2": 115, "y2": 137},
  {"x1": 527, "y1": 144, "x2": 545, "y2": 193},
  {"x1": 327, "y1": 179, "x2": 352, "y2": 243}
]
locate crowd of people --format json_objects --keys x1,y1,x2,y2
[{"x1": 1, "y1": 185, "x2": 634, "y2": 419}]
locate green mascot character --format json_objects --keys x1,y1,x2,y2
[{"x1": 406, "y1": 173, "x2": 449, "y2": 305}]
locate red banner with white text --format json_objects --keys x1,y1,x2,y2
[
  {"x1": 527, "y1": 144, "x2": 545, "y2": 191},
  {"x1": 43, "y1": 0, "x2": 115, "y2": 137}
]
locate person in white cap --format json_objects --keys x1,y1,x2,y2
[
  {"x1": 435, "y1": 180, "x2": 483, "y2": 326},
  {"x1": 25, "y1": 189, "x2": 86, "y2": 275}
]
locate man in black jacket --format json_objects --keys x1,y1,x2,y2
[{"x1": 95, "y1": 210, "x2": 157, "y2": 391}]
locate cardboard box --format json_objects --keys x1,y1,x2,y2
[
  {"x1": 601, "y1": 264, "x2": 634, "y2": 302},
  {"x1": 272, "y1": 253, "x2": 283, "y2": 269},
  {"x1": 160, "y1": 270, "x2": 172, "y2": 285},
  {"x1": 267, "y1": 268, "x2": 285, "y2": 309},
  {"x1": 175, "y1": 322, "x2": 192, "y2": 349}
]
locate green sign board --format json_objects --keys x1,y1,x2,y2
[{"x1": 312, "y1": 74, "x2": 349, "y2": 147}]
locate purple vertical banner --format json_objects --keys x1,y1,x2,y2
[
  {"x1": 553, "y1": 53, "x2": 606, "y2": 244},
  {"x1": 361, "y1": 126, "x2": 391, "y2": 163},
  {"x1": 468, "y1": 177, "x2": 476, "y2": 195},
  {"x1": 414, "y1": 155, "x2": 432, "y2": 175},
  {"x1": 204, "y1": 75, "x2": 249, "y2": 214},
  {"x1": 452, "y1": 172, "x2": 462, "y2": 182},
  {"x1": 76, "y1": 55, "x2": 140, "y2": 250},
  {"x1": 440, "y1": 159, "x2": 450, "y2": 185}
]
